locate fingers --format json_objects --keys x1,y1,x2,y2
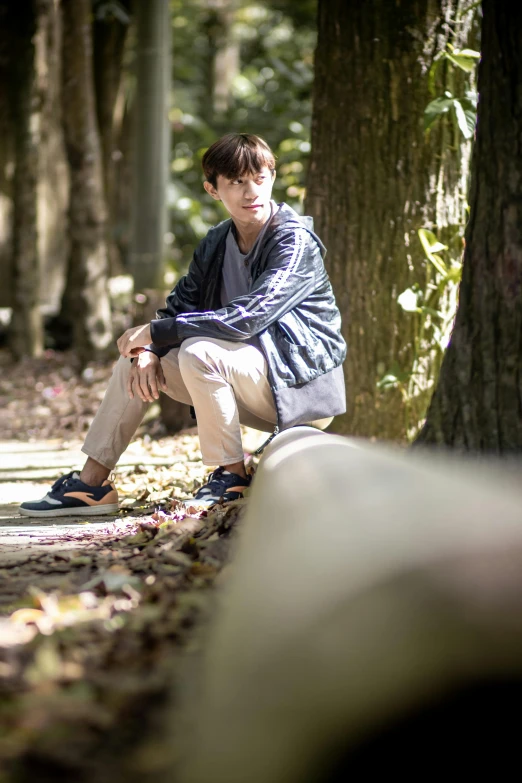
[
  {"x1": 136, "y1": 373, "x2": 152, "y2": 402},
  {"x1": 127, "y1": 356, "x2": 167, "y2": 403},
  {"x1": 158, "y1": 364, "x2": 168, "y2": 392},
  {"x1": 148, "y1": 371, "x2": 160, "y2": 400},
  {"x1": 138, "y1": 370, "x2": 159, "y2": 402},
  {"x1": 128, "y1": 366, "x2": 150, "y2": 403}
]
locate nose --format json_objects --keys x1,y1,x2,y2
[{"x1": 244, "y1": 181, "x2": 260, "y2": 201}]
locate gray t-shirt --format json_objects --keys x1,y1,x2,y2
[{"x1": 220, "y1": 200, "x2": 278, "y2": 308}]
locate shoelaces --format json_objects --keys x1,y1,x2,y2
[
  {"x1": 205, "y1": 467, "x2": 226, "y2": 486},
  {"x1": 50, "y1": 472, "x2": 77, "y2": 494}
]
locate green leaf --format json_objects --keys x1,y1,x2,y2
[
  {"x1": 377, "y1": 374, "x2": 400, "y2": 390},
  {"x1": 427, "y1": 52, "x2": 445, "y2": 97},
  {"x1": 418, "y1": 228, "x2": 438, "y2": 248},
  {"x1": 418, "y1": 305, "x2": 444, "y2": 319},
  {"x1": 464, "y1": 89, "x2": 478, "y2": 109},
  {"x1": 418, "y1": 229, "x2": 449, "y2": 276},
  {"x1": 430, "y1": 241, "x2": 448, "y2": 253},
  {"x1": 377, "y1": 363, "x2": 412, "y2": 390},
  {"x1": 429, "y1": 255, "x2": 448, "y2": 276},
  {"x1": 453, "y1": 48, "x2": 481, "y2": 59},
  {"x1": 446, "y1": 49, "x2": 480, "y2": 73},
  {"x1": 446, "y1": 264, "x2": 463, "y2": 283},
  {"x1": 460, "y1": 96, "x2": 477, "y2": 137},
  {"x1": 424, "y1": 96, "x2": 454, "y2": 130},
  {"x1": 453, "y1": 99, "x2": 474, "y2": 140}
]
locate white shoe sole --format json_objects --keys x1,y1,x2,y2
[{"x1": 18, "y1": 503, "x2": 120, "y2": 518}]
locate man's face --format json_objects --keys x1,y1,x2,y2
[{"x1": 204, "y1": 166, "x2": 275, "y2": 228}]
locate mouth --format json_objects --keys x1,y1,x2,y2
[{"x1": 243, "y1": 204, "x2": 263, "y2": 210}]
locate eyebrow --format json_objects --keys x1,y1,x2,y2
[{"x1": 229, "y1": 171, "x2": 267, "y2": 181}]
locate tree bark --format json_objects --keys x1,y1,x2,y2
[
  {"x1": 129, "y1": 0, "x2": 183, "y2": 430},
  {"x1": 129, "y1": 0, "x2": 171, "y2": 292},
  {"x1": 0, "y1": 2, "x2": 14, "y2": 310},
  {"x1": 205, "y1": 0, "x2": 239, "y2": 117},
  {"x1": 112, "y1": 85, "x2": 135, "y2": 270},
  {"x1": 93, "y1": 0, "x2": 132, "y2": 276},
  {"x1": 7, "y1": 0, "x2": 44, "y2": 358},
  {"x1": 306, "y1": 0, "x2": 475, "y2": 440},
  {"x1": 60, "y1": 0, "x2": 112, "y2": 365},
  {"x1": 36, "y1": 0, "x2": 69, "y2": 318},
  {"x1": 416, "y1": 1, "x2": 522, "y2": 453}
]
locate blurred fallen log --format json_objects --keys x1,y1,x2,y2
[{"x1": 175, "y1": 428, "x2": 522, "y2": 781}]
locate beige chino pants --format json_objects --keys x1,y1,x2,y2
[{"x1": 82, "y1": 337, "x2": 278, "y2": 469}]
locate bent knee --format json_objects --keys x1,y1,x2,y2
[
  {"x1": 113, "y1": 354, "x2": 133, "y2": 378},
  {"x1": 178, "y1": 338, "x2": 219, "y2": 368}
]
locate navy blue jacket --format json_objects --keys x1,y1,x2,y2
[{"x1": 149, "y1": 203, "x2": 347, "y2": 429}]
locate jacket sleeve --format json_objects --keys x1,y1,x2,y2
[
  {"x1": 149, "y1": 228, "x2": 319, "y2": 346},
  {"x1": 143, "y1": 242, "x2": 206, "y2": 356}
]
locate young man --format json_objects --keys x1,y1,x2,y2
[{"x1": 19, "y1": 133, "x2": 346, "y2": 516}]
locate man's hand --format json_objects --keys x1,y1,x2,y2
[
  {"x1": 128, "y1": 351, "x2": 168, "y2": 402},
  {"x1": 117, "y1": 323, "x2": 152, "y2": 357}
]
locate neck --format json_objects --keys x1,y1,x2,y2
[
  {"x1": 235, "y1": 224, "x2": 262, "y2": 254},
  {"x1": 234, "y1": 203, "x2": 272, "y2": 253}
]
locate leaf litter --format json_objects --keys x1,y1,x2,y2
[{"x1": 0, "y1": 348, "x2": 259, "y2": 781}]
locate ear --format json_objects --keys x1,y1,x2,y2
[
  {"x1": 204, "y1": 180, "x2": 220, "y2": 201},
  {"x1": 271, "y1": 169, "x2": 276, "y2": 181}
]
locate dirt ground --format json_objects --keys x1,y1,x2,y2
[{"x1": 0, "y1": 349, "x2": 263, "y2": 782}]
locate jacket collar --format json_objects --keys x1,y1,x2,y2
[{"x1": 207, "y1": 202, "x2": 325, "y2": 258}]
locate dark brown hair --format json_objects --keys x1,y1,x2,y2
[{"x1": 202, "y1": 133, "x2": 276, "y2": 187}]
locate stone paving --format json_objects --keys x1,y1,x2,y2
[
  {"x1": 0, "y1": 439, "x2": 177, "y2": 561},
  {"x1": 0, "y1": 429, "x2": 266, "y2": 563}
]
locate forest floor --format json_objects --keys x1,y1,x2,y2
[{"x1": 0, "y1": 349, "x2": 265, "y2": 783}]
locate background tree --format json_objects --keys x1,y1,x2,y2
[
  {"x1": 416, "y1": 0, "x2": 522, "y2": 452},
  {"x1": 0, "y1": 0, "x2": 69, "y2": 338},
  {"x1": 204, "y1": 0, "x2": 240, "y2": 117},
  {"x1": 129, "y1": 0, "x2": 171, "y2": 292},
  {"x1": 7, "y1": 0, "x2": 44, "y2": 358},
  {"x1": 306, "y1": 0, "x2": 477, "y2": 440},
  {"x1": 0, "y1": 3, "x2": 15, "y2": 315},
  {"x1": 166, "y1": 0, "x2": 317, "y2": 269},
  {"x1": 59, "y1": 0, "x2": 112, "y2": 364},
  {"x1": 93, "y1": 0, "x2": 132, "y2": 276}
]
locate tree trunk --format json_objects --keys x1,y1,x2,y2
[
  {"x1": 7, "y1": 0, "x2": 44, "y2": 358},
  {"x1": 306, "y1": 0, "x2": 475, "y2": 440},
  {"x1": 129, "y1": 0, "x2": 170, "y2": 292},
  {"x1": 60, "y1": 0, "x2": 112, "y2": 365},
  {"x1": 93, "y1": 0, "x2": 132, "y2": 276},
  {"x1": 112, "y1": 85, "x2": 135, "y2": 270},
  {"x1": 36, "y1": 0, "x2": 69, "y2": 318},
  {"x1": 0, "y1": 2, "x2": 14, "y2": 310},
  {"x1": 130, "y1": 0, "x2": 183, "y2": 430},
  {"x1": 416, "y1": 1, "x2": 522, "y2": 453},
  {"x1": 205, "y1": 0, "x2": 239, "y2": 117}
]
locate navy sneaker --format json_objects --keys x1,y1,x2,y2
[
  {"x1": 184, "y1": 467, "x2": 251, "y2": 509},
  {"x1": 19, "y1": 471, "x2": 119, "y2": 518}
]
